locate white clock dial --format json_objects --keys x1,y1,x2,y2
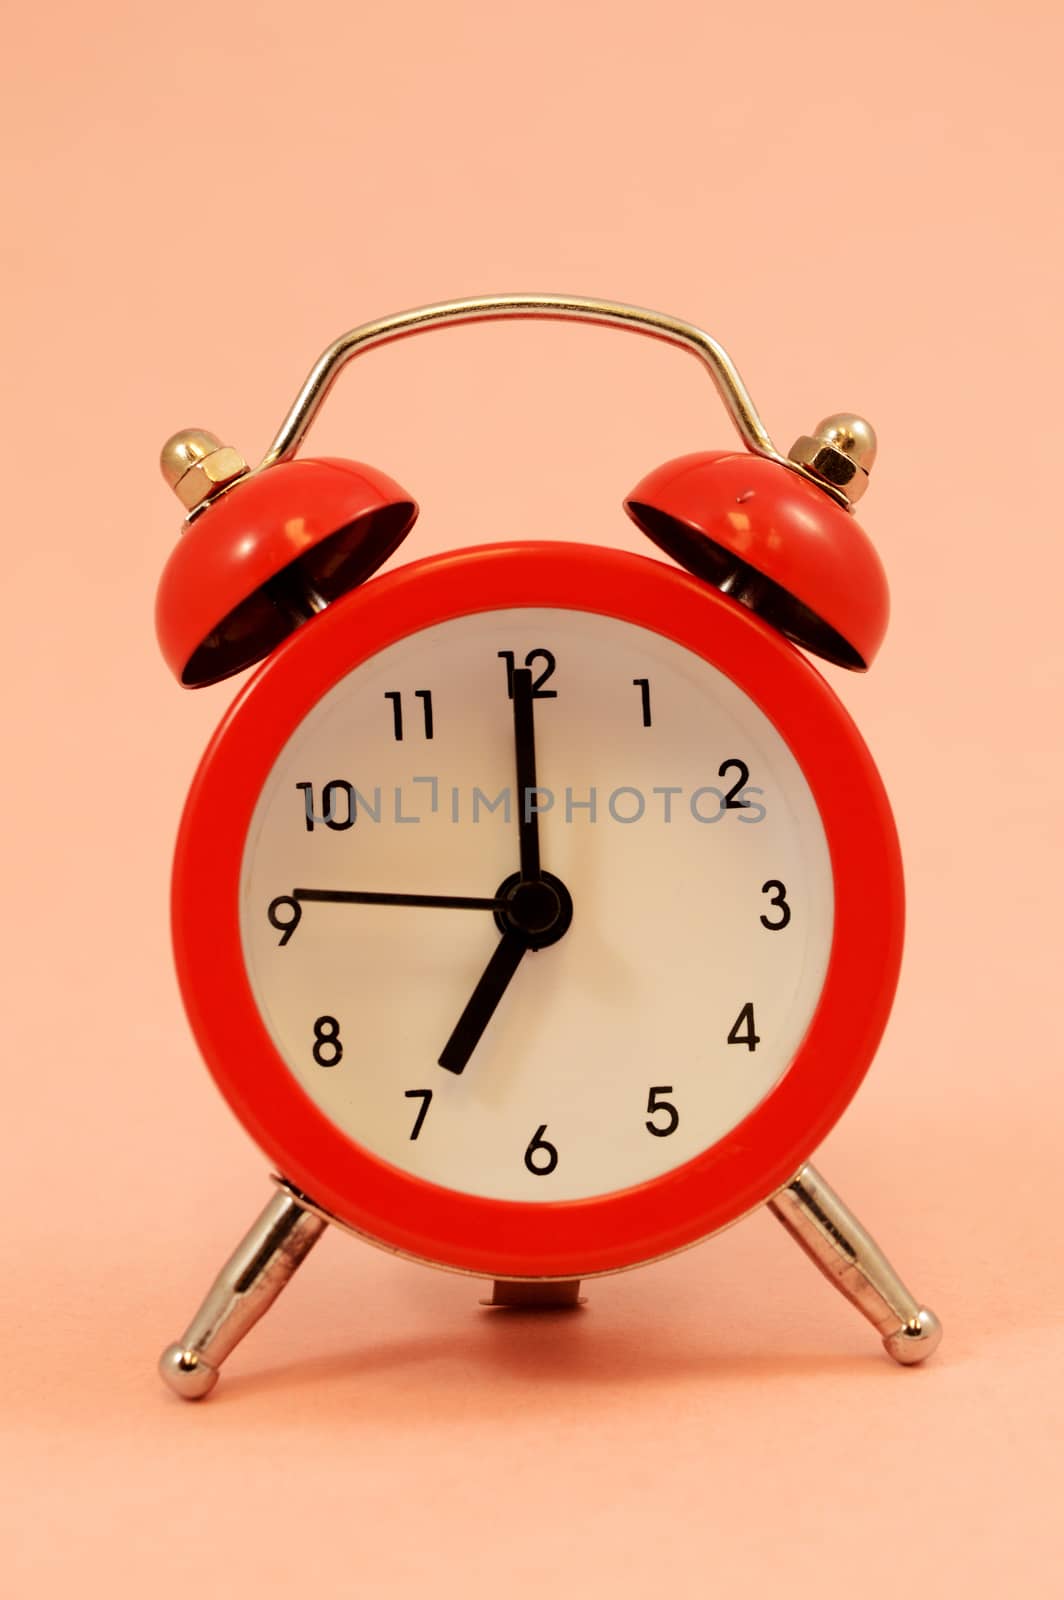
[{"x1": 239, "y1": 606, "x2": 834, "y2": 1203}]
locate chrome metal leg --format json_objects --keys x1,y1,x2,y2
[
  {"x1": 159, "y1": 1188, "x2": 328, "y2": 1400},
  {"x1": 768, "y1": 1163, "x2": 942, "y2": 1365}
]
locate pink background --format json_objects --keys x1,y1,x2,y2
[{"x1": 3, "y1": 2, "x2": 1061, "y2": 1593}]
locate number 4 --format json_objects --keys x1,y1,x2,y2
[{"x1": 727, "y1": 1002, "x2": 760, "y2": 1052}]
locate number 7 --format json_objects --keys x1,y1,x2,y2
[{"x1": 404, "y1": 1088, "x2": 433, "y2": 1140}]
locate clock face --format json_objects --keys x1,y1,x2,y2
[
  {"x1": 177, "y1": 545, "x2": 903, "y2": 1275},
  {"x1": 238, "y1": 604, "x2": 834, "y2": 1204}
]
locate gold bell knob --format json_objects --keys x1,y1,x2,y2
[
  {"x1": 787, "y1": 413, "x2": 877, "y2": 505},
  {"x1": 160, "y1": 428, "x2": 249, "y2": 514}
]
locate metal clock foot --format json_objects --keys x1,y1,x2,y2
[
  {"x1": 158, "y1": 1187, "x2": 328, "y2": 1400},
  {"x1": 767, "y1": 1164, "x2": 942, "y2": 1365}
]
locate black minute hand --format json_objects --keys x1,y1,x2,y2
[
  {"x1": 512, "y1": 666, "x2": 541, "y2": 881},
  {"x1": 293, "y1": 888, "x2": 503, "y2": 911}
]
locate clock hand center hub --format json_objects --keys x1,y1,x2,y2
[{"x1": 495, "y1": 870, "x2": 574, "y2": 949}]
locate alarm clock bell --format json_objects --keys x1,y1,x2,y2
[
  {"x1": 154, "y1": 295, "x2": 940, "y2": 1401},
  {"x1": 156, "y1": 437, "x2": 418, "y2": 686}
]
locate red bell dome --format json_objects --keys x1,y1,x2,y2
[
  {"x1": 156, "y1": 453, "x2": 418, "y2": 687},
  {"x1": 624, "y1": 450, "x2": 888, "y2": 670}
]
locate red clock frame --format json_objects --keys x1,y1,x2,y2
[{"x1": 173, "y1": 542, "x2": 904, "y2": 1280}]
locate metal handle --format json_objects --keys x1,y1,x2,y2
[{"x1": 260, "y1": 293, "x2": 785, "y2": 472}]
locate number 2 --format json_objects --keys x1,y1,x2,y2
[{"x1": 718, "y1": 759, "x2": 751, "y2": 809}]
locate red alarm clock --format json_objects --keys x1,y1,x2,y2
[{"x1": 155, "y1": 295, "x2": 941, "y2": 1400}]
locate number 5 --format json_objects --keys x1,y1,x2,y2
[{"x1": 645, "y1": 1086, "x2": 679, "y2": 1137}]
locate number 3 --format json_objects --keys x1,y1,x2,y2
[{"x1": 760, "y1": 880, "x2": 791, "y2": 930}]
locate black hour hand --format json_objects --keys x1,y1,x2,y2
[{"x1": 438, "y1": 931, "x2": 527, "y2": 1075}]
